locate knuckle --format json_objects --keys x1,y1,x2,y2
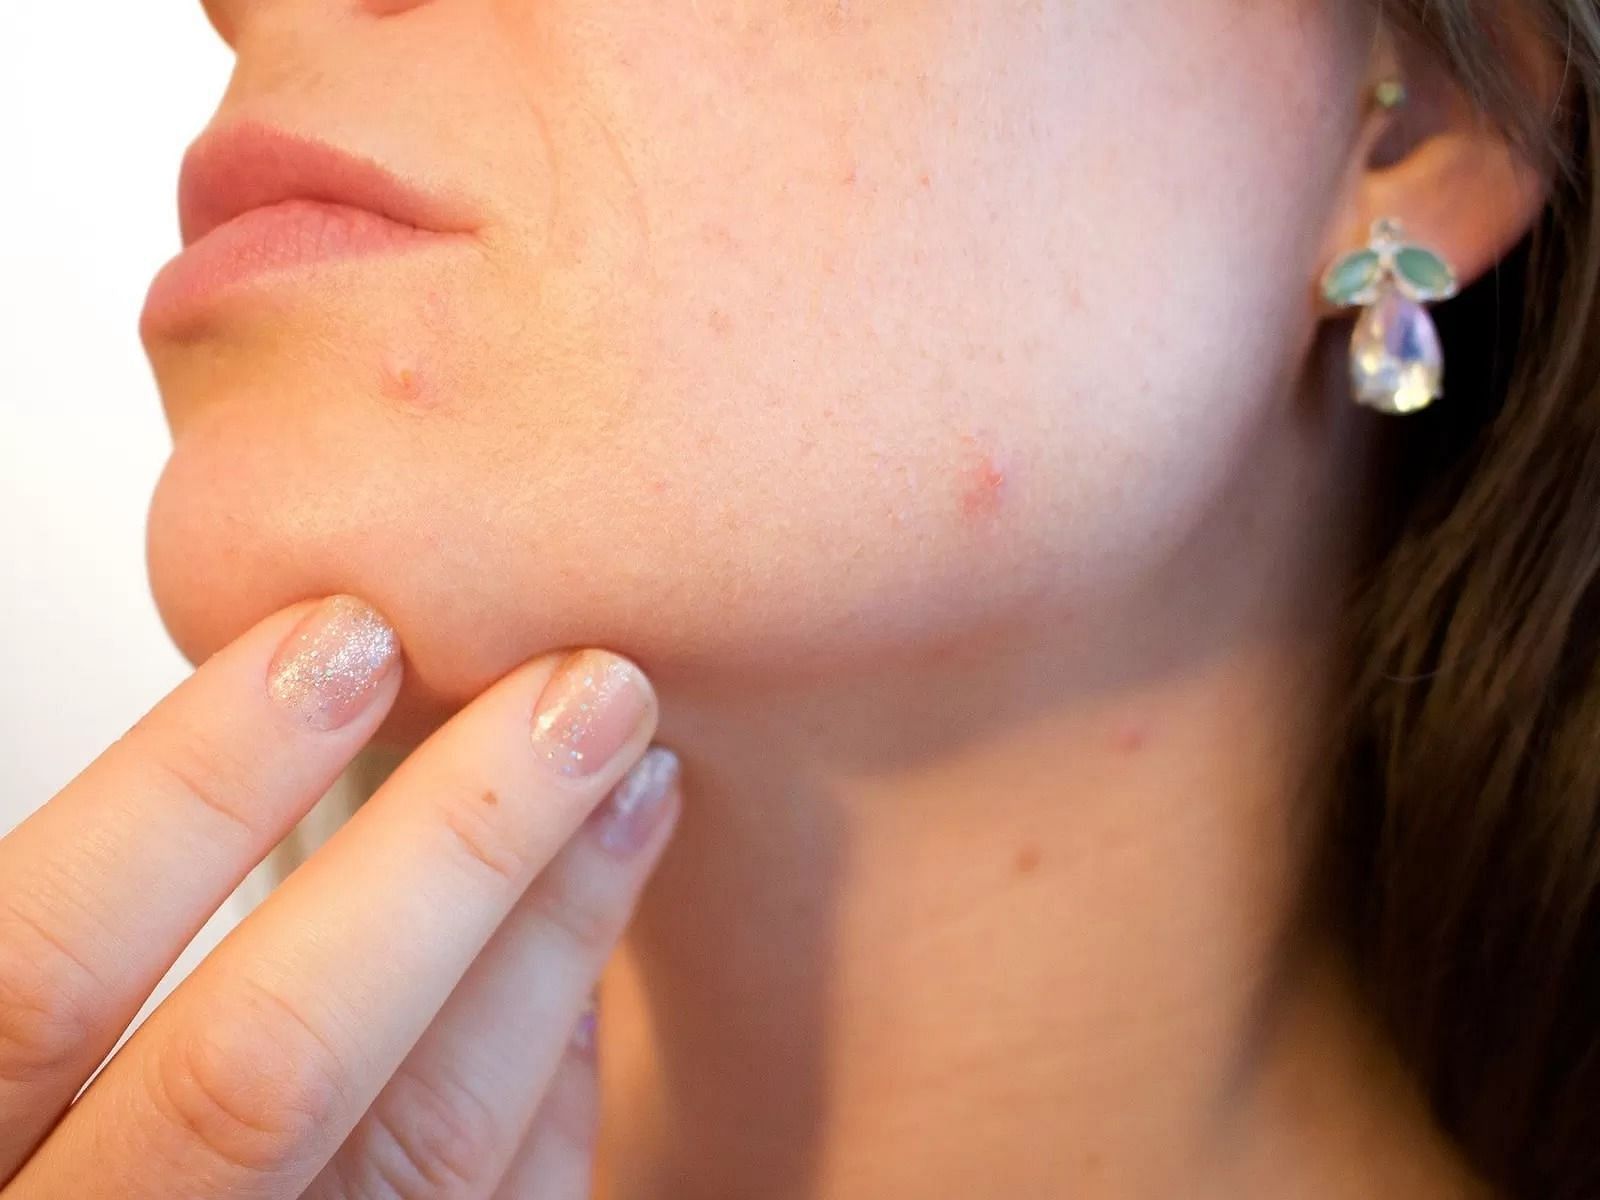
[
  {"x1": 436, "y1": 789, "x2": 535, "y2": 888},
  {"x1": 119, "y1": 712, "x2": 261, "y2": 839},
  {"x1": 528, "y1": 867, "x2": 630, "y2": 959},
  {"x1": 0, "y1": 902, "x2": 104, "y2": 1086},
  {"x1": 354, "y1": 1065, "x2": 503, "y2": 1197},
  {"x1": 146, "y1": 980, "x2": 348, "y2": 1179}
]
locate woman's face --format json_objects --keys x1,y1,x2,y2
[{"x1": 146, "y1": 0, "x2": 1373, "y2": 740}]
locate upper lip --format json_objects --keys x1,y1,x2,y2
[{"x1": 176, "y1": 119, "x2": 479, "y2": 247}]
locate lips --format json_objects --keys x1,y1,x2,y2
[
  {"x1": 140, "y1": 119, "x2": 478, "y2": 335},
  {"x1": 176, "y1": 120, "x2": 477, "y2": 246}
]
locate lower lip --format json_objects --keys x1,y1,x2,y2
[{"x1": 140, "y1": 197, "x2": 466, "y2": 335}]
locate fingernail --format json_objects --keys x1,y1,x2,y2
[
  {"x1": 266, "y1": 596, "x2": 400, "y2": 731},
  {"x1": 530, "y1": 649, "x2": 653, "y2": 780},
  {"x1": 592, "y1": 745, "x2": 681, "y2": 856}
]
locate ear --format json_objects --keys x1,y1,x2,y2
[{"x1": 1317, "y1": 19, "x2": 1560, "y2": 317}]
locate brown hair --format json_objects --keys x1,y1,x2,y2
[{"x1": 1320, "y1": 3, "x2": 1600, "y2": 1196}]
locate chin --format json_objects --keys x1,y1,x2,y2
[
  {"x1": 141, "y1": 407, "x2": 991, "y2": 755},
  {"x1": 140, "y1": 319, "x2": 1052, "y2": 750},
  {"x1": 140, "y1": 396, "x2": 602, "y2": 747}
]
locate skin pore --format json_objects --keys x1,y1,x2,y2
[{"x1": 148, "y1": 0, "x2": 1550, "y2": 1194}]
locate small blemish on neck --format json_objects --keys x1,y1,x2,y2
[{"x1": 1113, "y1": 721, "x2": 1150, "y2": 755}]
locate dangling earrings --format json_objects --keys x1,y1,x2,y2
[
  {"x1": 1317, "y1": 77, "x2": 1460, "y2": 415},
  {"x1": 1321, "y1": 218, "x2": 1458, "y2": 414}
]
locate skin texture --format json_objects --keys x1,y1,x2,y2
[
  {"x1": 150, "y1": 0, "x2": 1368, "y2": 726},
  {"x1": 143, "y1": 1, "x2": 1550, "y2": 1195}
]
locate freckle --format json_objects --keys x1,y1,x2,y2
[
  {"x1": 1015, "y1": 845, "x2": 1042, "y2": 875},
  {"x1": 707, "y1": 307, "x2": 733, "y2": 336},
  {"x1": 481, "y1": 789, "x2": 500, "y2": 808}
]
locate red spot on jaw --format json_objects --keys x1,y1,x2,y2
[{"x1": 958, "y1": 434, "x2": 1007, "y2": 521}]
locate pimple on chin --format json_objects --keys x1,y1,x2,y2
[
  {"x1": 379, "y1": 354, "x2": 431, "y2": 408},
  {"x1": 375, "y1": 287, "x2": 455, "y2": 411}
]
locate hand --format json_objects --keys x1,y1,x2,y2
[{"x1": 0, "y1": 595, "x2": 682, "y2": 1198}]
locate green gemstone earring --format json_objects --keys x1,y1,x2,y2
[{"x1": 1320, "y1": 218, "x2": 1459, "y2": 415}]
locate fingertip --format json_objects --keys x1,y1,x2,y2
[{"x1": 264, "y1": 595, "x2": 404, "y2": 733}]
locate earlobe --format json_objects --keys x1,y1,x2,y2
[
  {"x1": 1357, "y1": 129, "x2": 1549, "y2": 301},
  {"x1": 1318, "y1": 25, "x2": 1557, "y2": 319},
  {"x1": 1311, "y1": 22, "x2": 1557, "y2": 416}
]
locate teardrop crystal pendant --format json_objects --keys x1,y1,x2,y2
[
  {"x1": 1350, "y1": 285, "x2": 1445, "y2": 414},
  {"x1": 1323, "y1": 219, "x2": 1457, "y2": 415}
]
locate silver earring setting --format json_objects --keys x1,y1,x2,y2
[{"x1": 1321, "y1": 218, "x2": 1459, "y2": 415}]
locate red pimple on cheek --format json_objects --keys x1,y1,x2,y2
[{"x1": 957, "y1": 433, "x2": 1008, "y2": 521}]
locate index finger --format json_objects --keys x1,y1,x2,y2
[{"x1": 0, "y1": 595, "x2": 401, "y2": 1179}]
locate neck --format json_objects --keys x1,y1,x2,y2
[{"x1": 592, "y1": 387, "x2": 1490, "y2": 1198}]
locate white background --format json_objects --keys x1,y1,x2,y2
[{"x1": 1, "y1": 8, "x2": 250, "y2": 1039}]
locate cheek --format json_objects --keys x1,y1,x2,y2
[
  {"x1": 589, "y1": 0, "x2": 1352, "y2": 587},
  {"x1": 145, "y1": 0, "x2": 1362, "y2": 740},
  {"x1": 143, "y1": 339, "x2": 1037, "y2": 745}
]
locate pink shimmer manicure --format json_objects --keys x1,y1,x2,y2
[
  {"x1": 530, "y1": 649, "x2": 652, "y2": 779},
  {"x1": 266, "y1": 596, "x2": 400, "y2": 731},
  {"x1": 592, "y1": 746, "x2": 681, "y2": 856}
]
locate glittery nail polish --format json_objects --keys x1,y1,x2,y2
[
  {"x1": 592, "y1": 746, "x2": 681, "y2": 856},
  {"x1": 529, "y1": 649, "x2": 652, "y2": 779},
  {"x1": 266, "y1": 596, "x2": 400, "y2": 731}
]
